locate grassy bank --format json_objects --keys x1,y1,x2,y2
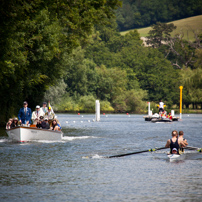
[{"x1": 121, "y1": 15, "x2": 202, "y2": 41}]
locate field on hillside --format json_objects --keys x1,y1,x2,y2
[{"x1": 121, "y1": 15, "x2": 202, "y2": 41}]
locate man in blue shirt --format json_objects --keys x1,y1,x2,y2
[{"x1": 18, "y1": 101, "x2": 32, "y2": 125}]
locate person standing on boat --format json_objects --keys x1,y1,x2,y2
[
  {"x1": 165, "y1": 130, "x2": 180, "y2": 154},
  {"x1": 178, "y1": 131, "x2": 188, "y2": 153},
  {"x1": 159, "y1": 100, "x2": 164, "y2": 114},
  {"x1": 41, "y1": 102, "x2": 48, "y2": 115},
  {"x1": 18, "y1": 101, "x2": 32, "y2": 125},
  {"x1": 31, "y1": 105, "x2": 44, "y2": 125},
  {"x1": 47, "y1": 106, "x2": 55, "y2": 120}
]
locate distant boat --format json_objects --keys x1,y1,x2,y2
[
  {"x1": 6, "y1": 126, "x2": 63, "y2": 142},
  {"x1": 144, "y1": 113, "x2": 179, "y2": 122},
  {"x1": 151, "y1": 118, "x2": 172, "y2": 123}
]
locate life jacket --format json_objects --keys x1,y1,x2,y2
[{"x1": 170, "y1": 138, "x2": 179, "y2": 154}]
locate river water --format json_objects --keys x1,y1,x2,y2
[{"x1": 0, "y1": 114, "x2": 202, "y2": 202}]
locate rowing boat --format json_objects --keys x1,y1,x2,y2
[
  {"x1": 167, "y1": 153, "x2": 185, "y2": 162},
  {"x1": 6, "y1": 126, "x2": 63, "y2": 142}
]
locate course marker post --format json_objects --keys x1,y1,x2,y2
[
  {"x1": 95, "y1": 100, "x2": 100, "y2": 122},
  {"x1": 179, "y1": 86, "x2": 183, "y2": 119}
]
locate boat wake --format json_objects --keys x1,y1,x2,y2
[
  {"x1": 33, "y1": 140, "x2": 64, "y2": 143},
  {"x1": 92, "y1": 154, "x2": 104, "y2": 159},
  {"x1": 82, "y1": 154, "x2": 104, "y2": 159},
  {"x1": 62, "y1": 136, "x2": 97, "y2": 141},
  {"x1": 0, "y1": 136, "x2": 97, "y2": 144},
  {"x1": 0, "y1": 139, "x2": 9, "y2": 143}
]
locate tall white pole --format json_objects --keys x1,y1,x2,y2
[
  {"x1": 179, "y1": 86, "x2": 183, "y2": 119},
  {"x1": 95, "y1": 100, "x2": 100, "y2": 121},
  {"x1": 148, "y1": 102, "x2": 150, "y2": 116}
]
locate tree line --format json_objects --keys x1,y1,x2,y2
[
  {"x1": 45, "y1": 21, "x2": 181, "y2": 113},
  {"x1": 116, "y1": 0, "x2": 202, "y2": 31},
  {"x1": 0, "y1": 0, "x2": 202, "y2": 125},
  {"x1": 46, "y1": 20, "x2": 202, "y2": 113}
]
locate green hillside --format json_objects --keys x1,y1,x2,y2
[{"x1": 121, "y1": 15, "x2": 202, "y2": 41}]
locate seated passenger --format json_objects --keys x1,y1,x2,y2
[
  {"x1": 52, "y1": 119, "x2": 61, "y2": 131},
  {"x1": 36, "y1": 118, "x2": 43, "y2": 128},
  {"x1": 168, "y1": 113, "x2": 172, "y2": 120},
  {"x1": 161, "y1": 111, "x2": 166, "y2": 118},
  {"x1": 31, "y1": 105, "x2": 45, "y2": 125},
  {"x1": 11, "y1": 117, "x2": 18, "y2": 128},
  {"x1": 6, "y1": 118, "x2": 13, "y2": 129},
  {"x1": 41, "y1": 118, "x2": 50, "y2": 129}
]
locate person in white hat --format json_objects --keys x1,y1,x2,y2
[
  {"x1": 172, "y1": 148, "x2": 178, "y2": 154},
  {"x1": 31, "y1": 105, "x2": 45, "y2": 125}
]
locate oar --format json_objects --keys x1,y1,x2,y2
[
  {"x1": 106, "y1": 147, "x2": 167, "y2": 158},
  {"x1": 185, "y1": 146, "x2": 202, "y2": 152}
]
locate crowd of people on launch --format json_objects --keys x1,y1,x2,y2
[{"x1": 6, "y1": 101, "x2": 61, "y2": 131}]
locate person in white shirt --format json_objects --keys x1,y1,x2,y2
[
  {"x1": 41, "y1": 102, "x2": 48, "y2": 115},
  {"x1": 31, "y1": 105, "x2": 45, "y2": 125},
  {"x1": 159, "y1": 100, "x2": 164, "y2": 114}
]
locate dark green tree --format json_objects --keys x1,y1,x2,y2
[
  {"x1": 146, "y1": 22, "x2": 176, "y2": 48},
  {"x1": 0, "y1": 0, "x2": 122, "y2": 123}
]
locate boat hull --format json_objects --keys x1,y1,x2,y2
[
  {"x1": 167, "y1": 153, "x2": 185, "y2": 161},
  {"x1": 6, "y1": 126, "x2": 63, "y2": 142},
  {"x1": 144, "y1": 115, "x2": 179, "y2": 122},
  {"x1": 151, "y1": 118, "x2": 172, "y2": 123}
]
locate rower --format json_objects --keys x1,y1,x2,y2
[
  {"x1": 172, "y1": 148, "x2": 178, "y2": 154},
  {"x1": 178, "y1": 131, "x2": 188, "y2": 153},
  {"x1": 165, "y1": 130, "x2": 180, "y2": 154}
]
